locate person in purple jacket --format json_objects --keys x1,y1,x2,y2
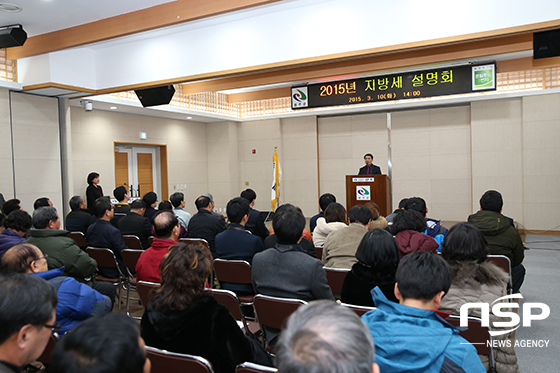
[{"x1": 0, "y1": 210, "x2": 32, "y2": 262}]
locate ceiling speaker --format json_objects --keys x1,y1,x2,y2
[
  {"x1": 134, "y1": 85, "x2": 176, "y2": 107},
  {"x1": 0, "y1": 24, "x2": 27, "y2": 48}
]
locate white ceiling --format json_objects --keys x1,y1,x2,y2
[{"x1": 0, "y1": 0, "x2": 175, "y2": 36}]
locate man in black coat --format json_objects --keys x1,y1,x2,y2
[
  {"x1": 187, "y1": 195, "x2": 227, "y2": 257},
  {"x1": 65, "y1": 195, "x2": 95, "y2": 234},
  {"x1": 358, "y1": 153, "x2": 381, "y2": 175},
  {"x1": 240, "y1": 188, "x2": 269, "y2": 242},
  {"x1": 117, "y1": 200, "x2": 152, "y2": 249}
]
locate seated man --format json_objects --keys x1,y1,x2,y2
[
  {"x1": 87, "y1": 197, "x2": 128, "y2": 278},
  {"x1": 468, "y1": 190, "x2": 525, "y2": 293},
  {"x1": 111, "y1": 186, "x2": 131, "y2": 227},
  {"x1": 240, "y1": 189, "x2": 269, "y2": 241},
  {"x1": 0, "y1": 210, "x2": 32, "y2": 261},
  {"x1": 187, "y1": 194, "x2": 227, "y2": 257},
  {"x1": 170, "y1": 192, "x2": 192, "y2": 231},
  {"x1": 216, "y1": 197, "x2": 265, "y2": 293},
  {"x1": 26, "y1": 206, "x2": 116, "y2": 303},
  {"x1": 1, "y1": 199, "x2": 21, "y2": 216},
  {"x1": 322, "y1": 205, "x2": 372, "y2": 268},
  {"x1": 362, "y1": 251, "x2": 485, "y2": 373},
  {"x1": 405, "y1": 197, "x2": 448, "y2": 251},
  {"x1": 277, "y1": 300, "x2": 379, "y2": 373},
  {"x1": 252, "y1": 204, "x2": 334, "y2": 347},
  {"x1": 0, "y1": 274, "x2": 58, "y2": 372},
  {"x1": 309, "y1": 193, "x2": 336, "y2": 234},
  {"x1": 51, "y1": 313, "x2": 151, "y2": 373},
  {"x1": 118, "y1": 200, "x2": 153, "y2": 249},
  {"x1": 2, "y1": 243, "x2": 111, "y2": 335},
  {"x1": 136, "y1": 211, "x2": 180, "y2": 282},
  {"x1": 33, "y1": 197, "x2": 53, "y2": 210},
  {"x1": 65, "y1": 195, "x2": 95, "y2": 234},
  {"x1": 386, "y1": 197, "x2": 409, "y2": 225}
]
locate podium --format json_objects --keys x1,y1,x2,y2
[{"x1": 345, "y1": 175, "x2": 392, "y2": 217}]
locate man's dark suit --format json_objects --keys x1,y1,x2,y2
[
  {"x1": 86, "y1": 219, "x2": 128, "y2": 278},
  {"x1": 358, "y1": 164, "x2": 382, "y2": 175},
  {"x1": 65, "y1": 209, "x2": 95, "y2": 235},
  {"x1": 252, "y1": 243, "x2": 334, "y2": 346},
  {"x1": 245, "y1": 208, "x2": 269, "y2": 241},
  {"x1": 187, "y1": 209, "x2": 227, "y2": 257},
  {"x1": 215, "y1": 223, "x2": 265, "y2": 293},
  {"x1": 117, "y1": 211, "x2": 152, "y2": 249}
]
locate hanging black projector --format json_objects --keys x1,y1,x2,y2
[{"x1": 0, "y1": 24, "x2": 27, "y2": 48}]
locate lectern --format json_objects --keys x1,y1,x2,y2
[{"x1": 345, "y1": 175, "x2": 392, "y2": 217}]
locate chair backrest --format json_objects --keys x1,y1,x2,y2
[
  {"x1": 146, "y1": 346, "x2": 214, "y2": 373},
  {"x1": 207, "y1": 289, "x2": 243, "y2": 320},
  {"x1": 67, "y1": 231, "x2": 88, "y2": 248},
  {"x1": 179, "y1": 237, "x2": 209, "y2": 249},
  {"x1": 213, "y1": 259, "x2": 252, "y2": 284},
  {"x1": 340, "y1": 303, "x2": 376, "y2": 317},
  {"x1": 253, "y1": 294, "x2": 307, "y2": 330},
  {"x1": 123, "y1": 235, "x2": 143, "y2": 250},
  {"x1": 323, "y1": 267, "x2": 350, "y2": 297},
  {"x1": 148, "y1": 236, "x2": 154, "y2": 246},
  {"x1": 486, "y1": 255, "x2": 513, "y2": 292},
  {"x1": 86, "y1": 247, "x2": 118, "y2": 269},
  {"x1": 137, "y1": 281, "x2": 160, "y2": 307},
  {"x1": 122, "y1": 249, "x2": 143, "y2": 276},
  {"x1": 236, "y1": 362, "x2": 278, "y2": 373},
  {"x1": 315, "y1": 247, "x2": 323, "y2": 260},
  {"x1": 446, "y1": 315, "x2": 495, "y2": 367}
]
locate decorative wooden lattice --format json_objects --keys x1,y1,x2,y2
[{"x1": 0, "y1": 49, "x2": 16, "y2": 82}]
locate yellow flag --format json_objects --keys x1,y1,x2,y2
[{"x1": 271, "y1": 149, "x2": 282, "y2": 211}]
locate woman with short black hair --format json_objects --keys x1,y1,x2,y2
[{"x1": 86, "y1": 172, "x2": 103, "y2": 214}]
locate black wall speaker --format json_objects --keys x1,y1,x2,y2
[
  {"x1": 0, "y1": 25, "x2": 27, "y2": 48},
  {"x1": 134, "y1": 85, "x2": 176, "y2": 107},
  {"x1": 534, "y1": 28, "x2": 560, "y2": 59}
]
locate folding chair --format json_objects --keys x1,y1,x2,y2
[
  {"x1": 121, "y1": 248, "x2": 144, "y2": 318},
  {"x1": 146, "y1": 346, "x2": 214, "y2": 373},
  {"x1": 207, "y1": 288, "x2": 261, "y2": 338},
  {"x1": 315, "y1": 247, "x2": 323, "y2": 260},
  {"x1": 340, "y1": 303, "x2": 376, "y2": 317},
  {"x1": 253, "y1": 294, "x2": 307, "y2": 352},
  {"x1": 486, "y1": 255, "x2": 513, "y2": 294},
  {"x1": 446, "y1": 315, "x2": 496, "y2": 372},
  {"x1": 66, "y1": 231, "x2": 88, "y2": 249},
  {"x1": 123, "y1": 235, "x2": 144, "y2": 250},
  {"x1": 137, "y1": 280, "x2": 160, "y2": 307},
  {"x1": 236, "y1": 362, "x2": 278, "y2": 373},
  {"x1": 179, "y1": 237, "x2": 210, "y2": 248},
  {"x1": 148, "y1": 236, "x2": 154, "y2": 246},
  {"x1": 213, "y1": 259, "x2": 254, "y2": 305},
  {"x1": 86, "y1": 247, "x2": 126, "y2": 311},
  {"x1": 323, "y1": 267, "x2": 350, "y2": 299}
]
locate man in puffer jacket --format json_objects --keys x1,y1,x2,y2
[
  {"x1": 0, "y1": 210, "x2": 32, "y2": 261},
  {"x1": 468, "y1": 190, "x2": 525, "y2": 293},
  {"x1": 2, "y1": 243, "x2": 111, "y2": 335}
]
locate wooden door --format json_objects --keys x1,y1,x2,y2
[
  {"x1": 115, "y1": 152, "x2": 129, "y2": 189},
  {"x1": 137, "y1": 153, "x2": 153, "y2": 198}
]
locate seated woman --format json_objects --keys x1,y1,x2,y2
[
  {"x1": 439, "y1": 222, "x2": 519, "y2": 373},
  {"x1": 141, "y1": 241, "x2": 272, "y2": 373},
  {"x1": 312, "y1": 202, "x2": 347, "y2": 247},
  {"x1": 340, "y1": 228, "x2": 399, "y2": 307},
  {"x1": 364, "y1": 202, "x2": 388, "y2": 230},
  {"x1": 391, "y1": 210, "x2": 438, "y2": 258}
]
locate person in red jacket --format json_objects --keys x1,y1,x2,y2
[{"x1": 135, "y1": 211, "x2": 180, "y2": 282}]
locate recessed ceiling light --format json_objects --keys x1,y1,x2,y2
[
  {"x1": 186, "y1": 116, "x2": 192, "y2": 119},
  {"x1": 110, "y1": 106, "x2": 117, "y2": 110},
  {"x1": 0, "y1": 3, "x2": 22, "y2": 12}
]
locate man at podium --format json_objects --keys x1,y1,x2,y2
[{"x1": 358, "y1": 153, "x2": 381, "y2": 175}]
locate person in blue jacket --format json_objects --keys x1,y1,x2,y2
[
  {"x1": 362, "y1": 251, "x2": 485, "y2": 373},
  {"x1": 1, "y1": 243, "x2": 111, "y2": 335}
]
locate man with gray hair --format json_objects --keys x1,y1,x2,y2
[
  {"x1": 65, "y1": 195, "x2": 95, "y2": 234},
  {"x1": 27, "y1": 206, "x2": 116, "y2": 304},
  {"x1": 276, "y1": 300, "x2": 379, "y2": 373}
]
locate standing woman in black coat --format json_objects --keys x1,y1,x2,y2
[{"x1": 86, "y1": 172, "x2": 103, "y2": 214}]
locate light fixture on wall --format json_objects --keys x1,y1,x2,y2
[{"x1": 80, "y1": 100, "x2": 93, "y2": 111}]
